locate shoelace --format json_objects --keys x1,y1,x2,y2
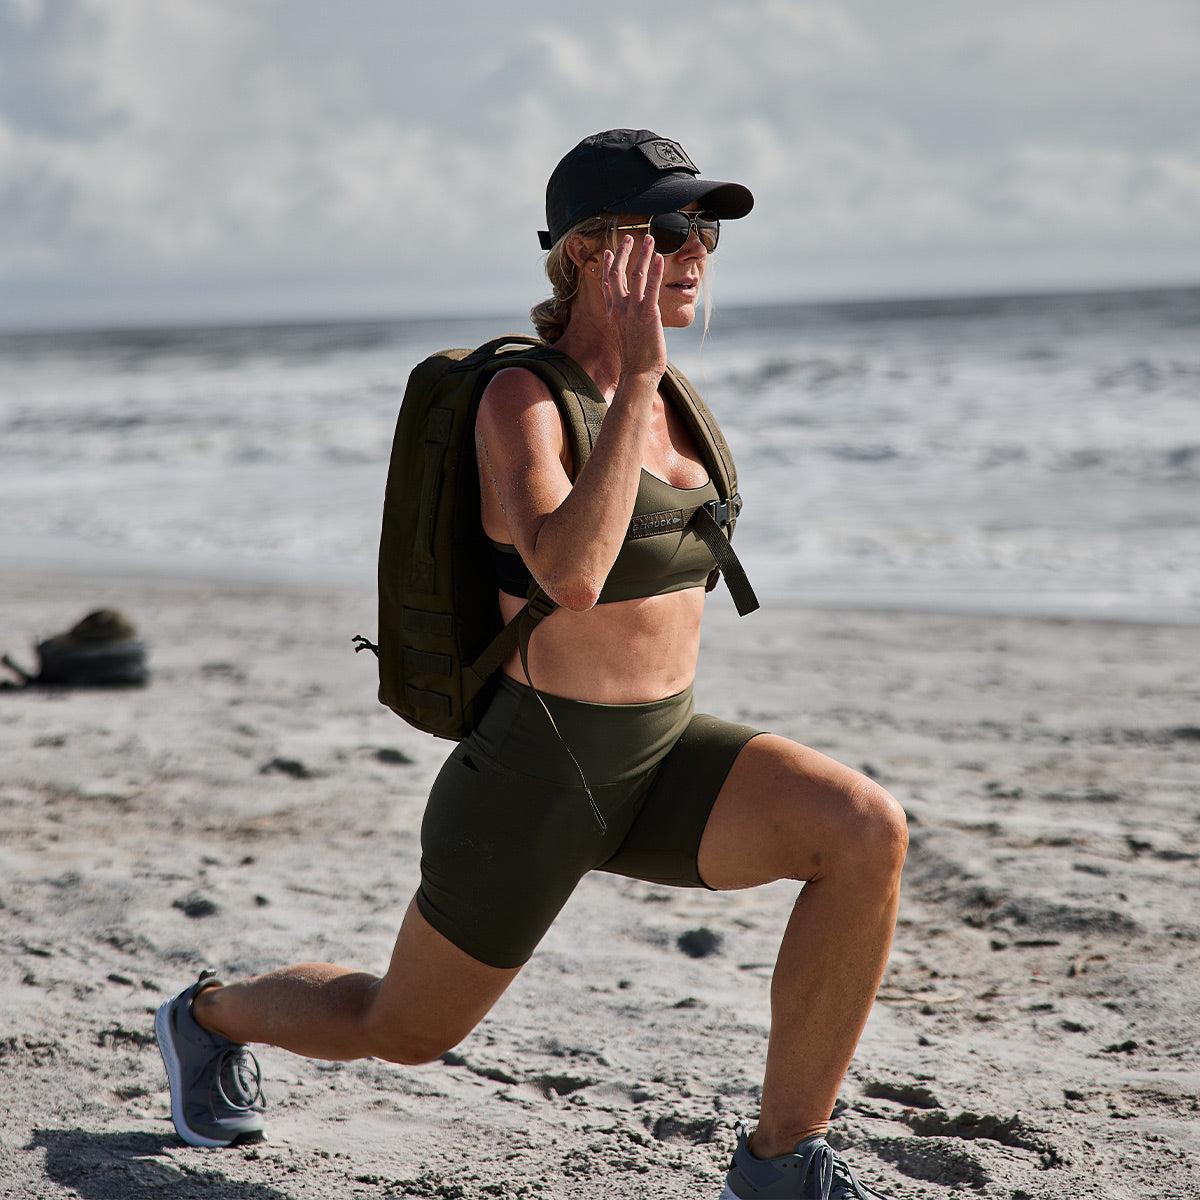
[
  {"x1": 730, "y1": 1123, "x2": 889, "y2": 1200},
  {"x1": 210, "y1": 1045, "x2": 265, "y2": 1114},
  {"x1": 801, "y1": 1139, "x2": 836, "y2": 1197},
  {"x1": 765, "y1": 1136, "x2": 885, "y2": 1200},
  {"x1": 827, "y1": 1147, "x2": 886, "y2": 1200}
]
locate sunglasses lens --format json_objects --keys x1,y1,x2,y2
[
  {"x1": 648, "y1": 214, "x2": 690, "y2": 255},
  {"x1": 693, "y1": 213, "x2": 720, "y2": 252},
  {"x1": 648, "y1": 212, "x2": 719, "y2": 255}
]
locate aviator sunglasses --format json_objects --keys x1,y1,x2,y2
[{"x1": 609, "y1": 210, "x2": 720, "y2": 256}]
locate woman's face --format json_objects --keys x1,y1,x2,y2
[{"x1": 608, "y1": 203, "x2": 710, "y2": 329}]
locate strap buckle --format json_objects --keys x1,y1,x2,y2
[{"x1": 704, "y1": 493, "x2": 743, "y2": 528}]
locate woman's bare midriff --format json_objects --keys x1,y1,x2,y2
[{"x1": 498, "y1": 586, "x2": 705, "y2": 704}]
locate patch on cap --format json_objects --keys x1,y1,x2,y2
[{"x1": 637, "y1": 138, "x2": 698, "y2": 174}]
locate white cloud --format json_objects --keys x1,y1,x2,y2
[
  {"x1": 761, "y1": 0, "x2": 868, "y2": 46},
  {"x1": 988, "y1": 0, "x2": 1200, "y2": 71},
  {"x1": 2, "y1": 0, "x2": 1199, "y2": 327},
  {"x1": 62, "y1": 0, "x2": 256, "y2": 125}
]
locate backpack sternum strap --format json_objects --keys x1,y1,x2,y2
[
  {"x1": 623, "y1": 495, "x2": 758, "y2": 616},
  {"x1": 691, "y1": 502, "x2": 758, "y2": 616}
]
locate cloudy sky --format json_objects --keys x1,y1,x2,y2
[{"x1": 2, "y1": 0, "x2": 1198, "y2": 330}]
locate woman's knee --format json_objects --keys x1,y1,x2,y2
[
  {"x1": 841, "y1": 777, "x2": 908, "y2": 877},
  {"x1": 366, "y1": 1026, "x2": 462, "y2": 1067},
  {"x1": 702, "y1": 737, "x2": 909, "y2": 889},
  {"x1": 353, "y1": 898, "x2": 519, "y2": 1066},
  {"x1": 356, "y1": 994, "x2": 472, "y2": 1065},
  {"x1": 776, "y1": 768, "x2": 907, "y2": 884}
]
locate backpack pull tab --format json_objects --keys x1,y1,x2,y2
[{"x1": 352, "y1": 634, "x2": 380, "y2": 658}]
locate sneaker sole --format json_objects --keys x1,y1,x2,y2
[{"x1": 154, "y1": 996, "x2": 242, "y2": 1148}]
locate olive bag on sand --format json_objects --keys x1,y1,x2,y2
[{"x1": 2, "y1": 608, "x2": 149, "y2": 689}]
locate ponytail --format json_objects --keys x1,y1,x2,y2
[{"x1": 530, "y1": 216, "x2": 613, "y2": 342}]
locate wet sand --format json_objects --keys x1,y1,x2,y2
[{"x1": 1, "y1": 574, "x2": 1198, "y2": 1199}]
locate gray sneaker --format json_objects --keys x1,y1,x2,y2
[
  {"x1": 155, "y1": 970, "x2": 266, "y2": 1147},
  {"x1": 720, "y1": 1129, "x2": 891, "y2": 1200}
]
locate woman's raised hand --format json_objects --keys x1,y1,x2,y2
[{"x1": 601, "y1": 234, "x2": 667, "y2": 379}]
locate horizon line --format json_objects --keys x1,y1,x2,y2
[{"x1": 1, "y1": 277, "x2": 1197, "y2": 340}]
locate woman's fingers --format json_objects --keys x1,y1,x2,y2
[
  {"x1": 625, "y1": 236, "x2": 647, "y2": 298},
  {"x1": 603, "y1": 236, "x2": 634, "y2": 298},
  {"x1": 601, "y1": 235, "x2": 667, "y2": 376},
  {"x1": 604, "y1": 235, "x2": 663, "y2": 303},
  {"x1": 623, "y1": 234, "x2": 660, "y2": 300},
  {"x1": 641, "y1": 241, "x2": 665, "y2": 306}
]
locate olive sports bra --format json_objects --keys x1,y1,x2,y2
[{"x1": 490, "y1": 469, "x2": 721, "y2": 605}]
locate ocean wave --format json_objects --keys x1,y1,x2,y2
[{"x1": 2, "y1": 288, "x2": 1198, "y2": 619}]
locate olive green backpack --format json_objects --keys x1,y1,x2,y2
[
  {"x1": 2, "y1": 608, "x2": 149, "y2": 689},
  {"x1": 355, "y1": 335, "x2": 756, "y2": 742}
]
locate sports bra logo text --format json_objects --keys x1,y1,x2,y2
[{"x1": 628, "y1": 509, "x2": 685, "y2": 539}]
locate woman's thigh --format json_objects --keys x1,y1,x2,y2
[{"x1": 696, "y1": 734, "x2": 907, "y2": 892}]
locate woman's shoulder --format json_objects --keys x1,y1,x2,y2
[
  {"x1": 478, "y1": 362, "x2": 562, "y2": 413},
  {"x1": 476, "y1": 364, "x2": 569, "y2": 459}
]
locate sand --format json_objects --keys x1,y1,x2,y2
[{"x1": 1, "y1": 573, "x2": 1197, "y2": 1199}]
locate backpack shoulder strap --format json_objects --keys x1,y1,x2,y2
[
  {"x1": 660, "y1": 361, "x2": 738, "y2": 515},
  {"x1": 661, "y1": 361, "x2": 759, "y2": 615},
  {"x1": 491, "y1": 344, "x2": 607, "y2": 475}
]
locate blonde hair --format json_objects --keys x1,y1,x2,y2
[
  {"x1": 530, "y1": 214, "x2": 715, "y2": 344},
  {"x1": 530, "y1": 215, "x2": 613, "y2": 343}
]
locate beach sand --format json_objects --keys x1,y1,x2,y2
[{"x1": 1, "y1": 573, "x2": 1197, "y2": 1199}]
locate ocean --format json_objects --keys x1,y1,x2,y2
[{"x1": 1, "y1": 287, "x2": 1197, "y2": 623}]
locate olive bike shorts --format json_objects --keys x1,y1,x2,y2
[{"x1": 416, "y1": 674, "x2": 760, "y2": 968}]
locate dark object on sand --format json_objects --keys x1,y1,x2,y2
[
  {"x1": 677, "y1": 927, "x2": 722, "y2": 958},
  {"x1": 2, "y1": 608, "x2": 149, "y2": 688}
]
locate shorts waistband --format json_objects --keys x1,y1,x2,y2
[{"x1": 467, "y1": 674, "x2": 696, "y2": 786}]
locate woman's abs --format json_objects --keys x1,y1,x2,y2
[{"x1": 498, "y1": 586, "x2": 705, "y2": 704}]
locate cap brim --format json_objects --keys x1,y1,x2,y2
[{"x1": 613, "y1": 175, "x2": 754, "y2": 220}]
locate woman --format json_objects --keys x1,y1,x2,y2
[{"x1": 156, "y1": 129, "x2": 907, "y2": 1200}]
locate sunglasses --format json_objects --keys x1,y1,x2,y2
[{"x1": 609, "y1": 210, "x2": 720, "y2": 256}]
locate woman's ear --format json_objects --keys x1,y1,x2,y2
[{"x1": 563, "y1": 233, "x2": 600, "y2": 272}]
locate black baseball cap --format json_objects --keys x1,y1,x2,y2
[{"x1": 538, "y1": 128, "x2": 754, "y2": 249}]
